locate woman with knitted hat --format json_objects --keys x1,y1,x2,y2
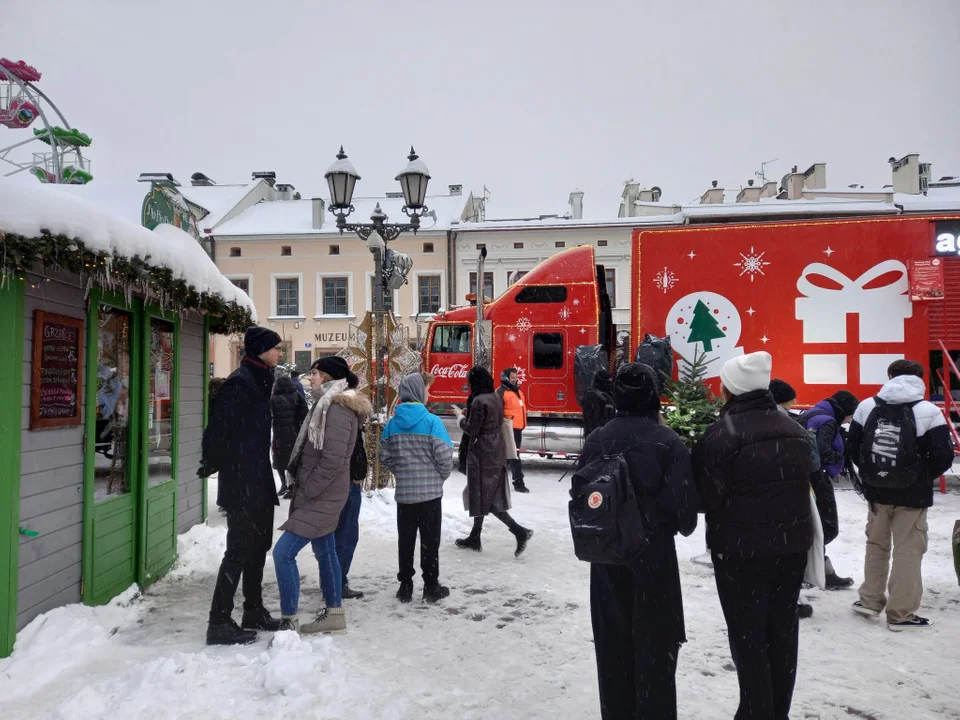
[{"x1": 272, "y1": 356, "x2": 371, "y2": 635}]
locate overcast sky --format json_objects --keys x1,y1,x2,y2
[{"x1": 2, "y1": 0, "x2": 958, "y2": 221}]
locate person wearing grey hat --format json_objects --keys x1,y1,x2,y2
[{"x1": 201, "y1": 326, "x2": 285, "y2": 646}]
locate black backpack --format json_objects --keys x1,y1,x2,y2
[
  {"x1": 569, "y1": 453, "x2": 646, "y2": 564},
  {"x1": 350, "y1": 427, "x2": 368, "y2": 482},
  {"x1": 859, "y1": 398, "x2": 921, "y2": 489}
]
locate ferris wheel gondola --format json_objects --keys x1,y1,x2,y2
[{"x1": 0, "y1": 57, "x2": 93, "y2": 184}]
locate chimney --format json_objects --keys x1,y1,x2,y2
[
  {"x1": 190, "y1": 172, "x2": 216, "y2": 187},
  {"x1": 621, "y1": 181, "x2": 640, "y2": 217},
  {"x1": 736, "y1": 179, "x2": 761, "y2": 203},
  {"x1": 252, "y1": 171, "x2": 277, "y2": 187},
  {"x1": 637, "y1": 186, "x2": 663, "y2": 203},
  {"x1": 312, "y1": 198, "x2": 325, "y2": 229},
  {"x1": 568, "y1": 189, "x2": 584, "y2": 219},
  {"x1": 779, "y1": 167, "x2": 804, "y2": 200},
  {"x1": 759, "y1": 181, "x2": 778, "y2": 199},
  {"x1": 890, "y1": 154, "x2": 926, "y2": 194},
  {"x1": 275, "y1": 183, "x2": 296, "y2": 201},
  {"x1": 448, "y1": 184, "x2": 463, "y2": 196},
  {"x1": 802, "y1": 163, "x2": 827, "y2": 190},
  {"x1": 701, "y1": 180, "x2": 724, "y2": 205}
]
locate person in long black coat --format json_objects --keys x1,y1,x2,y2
[
  {"x1": 271, "y1": 375, "x2": 308, "y2": 499},
  {"x1": 578, "y1": 362, "x2": 699, "y2": 720},
  {"x1": 692, "y1": 351, "x2": 813, "y2": 720},
  {"x1": 200, "y1": 327, "x2": 285, "y2": 646},
  {"x1": 580, "y1": 368, "x2": 616, "y2": 437}
]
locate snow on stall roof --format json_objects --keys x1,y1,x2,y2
[
  {"x1": 214, "y1": 192, "x2": 471, "y2": 237},
  {"x1": 0, "y1": 178, "x2": 255, "y2": 319},
  {"x1": 178, "y1": 182, "x2": 258, "y2": 231}
]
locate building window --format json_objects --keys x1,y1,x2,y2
[
  {"x1": 231, "y1": 278, "x2": 249, "y2": 294},
  {"x1": 514, "y1": 242, "x2": 524, "y2": 249},
  {"x1": 371, "y1": 276, "x2": 393, "y2": 312},
  {"x1": 508, "y1": 270, "x2": 528, "y2": 286},
  {"x1": 533, "y1": 332, "x2": 564, "y2": 369},
  {"x1": 423, "y1": 242, "x2": 434, "y2": 253},
  {"x1": 598, "y1": 240, "x2": 608, "y2": 247},
  {"x1": 330, "y1": 245, "x2": 340, "y2": 255},
  {"x1": 516, "y1": 285, "x2": 567, "y2": 304},
  {"x1": 476, "y1": 243, "x2": 486, "y2": 250},
  {"x1": 276, "y1": 277, "x2": 300, "y2": 316},
  {"x1": 604, "y1": 268, "x2": 616, "y2": 306},
  {"x1": 469, "y1": 271, "x2": 494, "y2": 301},
  {"x1": 323, "y1": 277, "x2": 348, "y2": 315},
  {"x1": 419, "y1": 275, "x2": 442, "y2": 314},
  {"x1": 555, "y1": 241, "x2": 565, "y2": 248},
  {"x1": 229, "y1": 247, "x2": 241, "y2": 257},
  {"x1": 431, "y1": 324, "x2": 471, "y2": 354},
  {"x1": 281, "y1": 246, "x2": 292, "y2": 256}
]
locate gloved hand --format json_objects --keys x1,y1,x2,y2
[{"x1": 197, "y1": 461, "x2": 217, "y2": 479}]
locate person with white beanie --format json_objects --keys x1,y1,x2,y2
[{"x1": 693, "y1": 351, "x2": 814, "y2": 720}]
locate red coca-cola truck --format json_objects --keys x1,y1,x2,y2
[{"x1": 423, "y1": 209, "x2": 960, "y2": 455}]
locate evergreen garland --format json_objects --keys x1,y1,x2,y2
[
  {"x1": 0, "y1": 230, "x2": 253, "y2": 334},
  {"x1": 663, "y1": 349, "x2": 724, "y2": 448}
]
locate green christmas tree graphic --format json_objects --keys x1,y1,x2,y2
[{"x1": 687, "y1": 299, "x2": 726, "y2": 352}]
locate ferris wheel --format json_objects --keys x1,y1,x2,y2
[{"x1": 0, "y1": 57, "x2": 93, "y2": 184}]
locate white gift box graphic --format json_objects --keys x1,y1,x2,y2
[{"x1": 795, "y1": 260, "x2": 912, "y2": 343}]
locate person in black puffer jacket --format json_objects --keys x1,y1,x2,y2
[
  {"x1": 579, "y1": 362, "x2": 699, "y2": 720},
  {"x1": 272, "y1": 375, "x2": 308, "y2": 499},
  {"x1": 580, "y1": 368, "x2": 616, "y2": 438},
  {"x1": 693, "y1": 351, "x2": 812, "y2": 720}
]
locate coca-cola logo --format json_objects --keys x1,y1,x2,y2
[{"x1": 430, "y1": 363, "x2": 469, "y2": 379}]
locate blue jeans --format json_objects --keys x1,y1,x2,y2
[
  {"x1": 335, "y1": 482, "x2": 362, "y2": 584},
  {"x1": 272, "y1": 530, "x2": 342, "y2": 616}
]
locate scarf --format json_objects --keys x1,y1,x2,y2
[
  {"x1": 287, "y1": 379, "x2": 348, "y2": 483},
  {"x1": 500, "y1": 379, "x2": 520, "y2": 395}
]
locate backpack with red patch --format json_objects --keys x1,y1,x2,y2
[
  {"x1": 859, "y1": 397, "x2": 921, "y2": 489},
  {"x1": 568, "y1": 453, "x2": 647, "y2": 564}
]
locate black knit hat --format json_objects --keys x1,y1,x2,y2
[
  {"x1": 244, "y1": 327, "x2": 282, "y2": 358},
  {"x1": 769, "y1": 378, "x2": 797, "y2": 405},
  {"x1": 831, "y1": 390, "x2": 859, "y2": 418},
  {"x1": 614, "y1": 362, "x2": 661, "y2": 417},
  {"x1": 312, "y1": 356, "x2": 353, "y2": 382}
]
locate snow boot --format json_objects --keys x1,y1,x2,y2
[
  {"x1": 455, "y1": 534, "x2": 482, "y2": 552},
  {"x1": 241, "y1": 606, "x2": 282, "y2": 632},
  {"x1": 423, "y1": 584, "x2": 450, "y2": 603},
  {"x1": 798, "y1": 602, "x2": 814, "y2": 619},
  {"x1": 513, "y1": 480, "x2": 530, "y2": 494},
  {"x1": 342, "y1": 585, "x2": 365, "y2": 600},
  {"x1": 396, "y1": 581, "x2": 414, "y2": 603},
  {"x1": 301, "y1": 607, "x2": 346, "y2": 635},
  {"x1": 825, "y1": 571, "x2": 855, "y2": 590},
  {"x1": 206, "y1": 619, "x2": 258, "y2": 646},
  {"x1": 278, "y1": 615, "x2": 300, "y2": 632},
  {"x1": 513, "y1": 528, "x2": 534, "y2": 557},
  {"x1": 888, "y1": 615, "x2": 933, "y2": 632}
]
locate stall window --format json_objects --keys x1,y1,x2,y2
[
  {"x1": 533, "y1": 332, "x2": 564, "y2": 369},
  {"x1": 516, "y1": 286, "x2": 567, "y2": 303},
  {"x1": 94, "y1": 307, "x2": 133, "y2": 502},
  {"x1": 148, "y1": 318, "x2": 176, "y2": 486},
  {"x1": 432, "y1": 325, "x2": 472, "y2": 354}
]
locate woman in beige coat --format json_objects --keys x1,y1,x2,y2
[{"x1": 272, "y1": 357, "x2": 371, "y2": 635}]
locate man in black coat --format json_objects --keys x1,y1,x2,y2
[
  {"x1": 578, "y1": 363, "x2": 699, "y2": 719},
  {"x1": 201, "y1": 326, "x2": 284, "y2": 645},
  {"x1": 271, "y1": 374, "x2": 308, "y2": 499},
  {"x1": 580, "y1": 368, "x2": 616, "y2": 438},
  {"x1": 693, "y1": 351, "x2": 813, "y2": 720}
]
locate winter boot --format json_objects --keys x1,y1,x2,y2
[
  {"x1": 513, "y1": 480, "x2": 530, "y2": 494},
  {"x1": 513, "y1": 528, "x2": 534, "y2": 557},
  {"x1": 455, "y1": 534, "x2": 482, "y2": 552},
  {"x1": 241, "y1": 606, "x2": 283, "y2": 632},
  {"x1": 396, "y1": 581, "x2": 414, "y2": 603},
  {"x1": 206, "y1": 619, "x2": 258, "y2": 646},
  {"x1": 301, "y1": 607, "x2": 346, "y2": 635},
  {"x1": 342, "y1": 585, "x2": 365, "y2": 600},
  {"x1": 278, "y1": 615, "x2": 300, "y2": 632},
  {"x1": 423, "y1": 584, "x2": 450, "y2": 603},
  {"x1": 825, "y1": 571, "x2": 855, "y2": 590},
  {"x1": 798, "y1": 602, "x2": 814, "y2": 619}
]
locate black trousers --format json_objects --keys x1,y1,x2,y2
[
  {"x1": 811, "y1": 470, "x2": 839, "y2": 545},
  {"x1": 397, "y1": 498, "x2": 442, "y2": 586},
  {"x1": 713, "y1": 552, "x2": 807, "y2": 720},
  {"x1": 209, "y1": 505, "x2": 275, "y2": 622},
  {"x1": 509, "y1": 428, "x2": 524, "y2": 482}
]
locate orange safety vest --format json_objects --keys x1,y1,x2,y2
[{"x1": 500, "y1": 387, "x2": 527, "y2": 430}]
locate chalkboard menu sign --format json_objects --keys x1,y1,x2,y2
[{"x1": 30, "y1": 310, "x2": 85, "y2": 430}]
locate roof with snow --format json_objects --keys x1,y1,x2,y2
[
  {"x1": 0, "y1": 177, "x2": 255, "y2": 320},
  {"x1": 178, "y1": 181, "x2": 261, "y2": 232},
  {"x1": 213, "y1": 192, "x2": 473, "y2": 237}
]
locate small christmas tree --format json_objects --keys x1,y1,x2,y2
[
  {"x1": 687, "y1": 299, "x2": 725, "y2": 352},
  {"x1": 663, "y1": 348, "x2": 723, "y2": 448}
]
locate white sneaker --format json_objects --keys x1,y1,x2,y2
[{"x1": 852, "y1": 601, "x2": 881, "y2": 618}]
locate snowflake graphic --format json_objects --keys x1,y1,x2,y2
[
  {"x1": 653, "y1": 266, "x2": 678, "y2": 293},
  {"x1": 507, "y1": 333, "x2": 517, "y2": 342},
  {"x1": 572, "y1": 298, "x2": 581, "y2": 306},
  {"x1": 516, "y1": 317, "x2": 532, "y2": 332},
  {"x1": 734, "y1": 246, "x2": 771, "y2": 282},
  {"x1": 516, "y1": 368, "x2": 527, "y2": 386},
  {"x1": 559, "y1": 307, "x2": 571, "y2": 320}
]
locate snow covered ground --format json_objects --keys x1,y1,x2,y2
[{"x1": 1, "y1": 462, "x2": 958, "y2": 720}]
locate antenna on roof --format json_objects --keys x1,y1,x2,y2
[{"x1": 754, "y1": 158, "x2": 779, "y2": 184}]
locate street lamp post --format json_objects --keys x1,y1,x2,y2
[{"x1": 324, "y1": 146, "x2": 429, "y2": 417}]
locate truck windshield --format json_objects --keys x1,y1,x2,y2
[{"x1": 432, "y1": 325, "x2": 472, "y2": 354}]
